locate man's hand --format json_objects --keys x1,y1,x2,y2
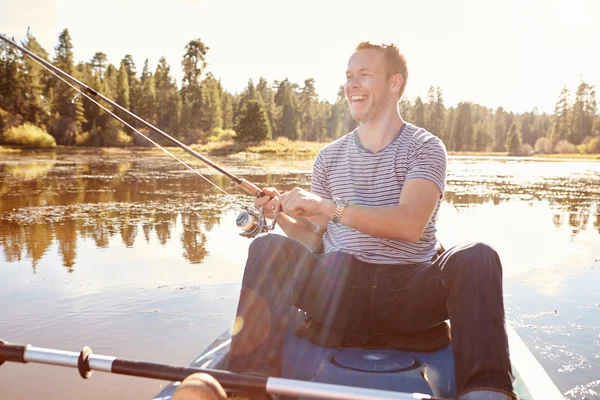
[
  {"x1": 254, "y1": 187, "x2": 280, "y2": 219},
  {"x1": 172, "y1": 373, "x2": 227, "y2": 400},
  {"x1": 275, "y1": 187, "x2": 335, "y2": 220}
]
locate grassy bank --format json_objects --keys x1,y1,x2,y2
[
  {"x1": 0, "y1": 146, "x2": 23, "y2": 154},
  {"x1": 449, "y1": 151, "x2": 600, "y2": 160},
  {"x1": 2, "y1": 141, "x2": 600, "y2": 160},
  {"x1": 192, "y1": 141, "x2": 600, "y2": 160},
  {"x1": 191, "y1": 138, "x2": 328, "y2": 156},
  {"x1": 531, "y1": 153, "x2": 600, "y2": 160}
]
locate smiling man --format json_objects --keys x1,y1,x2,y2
[{"x1": 227, "y1": 42, "x2": 516, "y2": 400}]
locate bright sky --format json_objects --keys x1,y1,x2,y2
[{"x1": 2, "y1": 0, "x2": 599, "y2": 114}]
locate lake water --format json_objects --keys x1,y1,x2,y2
[{"x1": 0, "y1": 148, "x2": 599, "y2": 399}]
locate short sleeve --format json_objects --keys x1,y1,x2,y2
[
  {"x1": 310, "y1": 149, "x2": 331, "y2": 199},
  {"x1": 406, "y1": 136, "x2": 447, "y2": 195}
]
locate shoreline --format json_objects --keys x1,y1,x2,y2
[{"x1": 2, "y1": 142, "x2": 600, "y2": 160}]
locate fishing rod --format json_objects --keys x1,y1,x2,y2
[
  {"x1": 0, "y1": 33, "x2": 321, "y2": 238},
  {"x1": 0, "y1": 338, "x2": 448, "y2": 400}
]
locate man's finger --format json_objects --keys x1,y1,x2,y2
[
  {"x1": 262, "y1": 187, "x2": 280, "y2": 197},
  {"x1": 254, "y1": 195, "x2": 270, "y2": 208}
]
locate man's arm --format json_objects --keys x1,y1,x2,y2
[
  {"x1": 331, "y1": 178, "x2": 441, "y2": 242},
  {"x1": 280, "y1": 178, "x2": 441, "y2": 243},
  {"x1": 276, "y1": 213, "x2": 328, "y2": 253}
]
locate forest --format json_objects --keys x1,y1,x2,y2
[{"x1": 1, "y1": 29, "x2": 599, "y2": 155}]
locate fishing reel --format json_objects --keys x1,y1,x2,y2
[{"x1": 236, "y1": 205, "x2": 277, "y2": 238}]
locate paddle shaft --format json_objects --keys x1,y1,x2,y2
[{"x1": 0, "y1": 339, "x2": 447, "y2": 400}]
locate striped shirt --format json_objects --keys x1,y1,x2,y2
[{"x1": 310, "y1": 123, "x2": 447, "y2": 265}]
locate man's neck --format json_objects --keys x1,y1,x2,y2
[{"x1": 357, "y1": 108, "x2": 405, "y2": 153}]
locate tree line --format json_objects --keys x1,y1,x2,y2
[{"x1": 1, "y1": 28, "x2": 599, "y2": 154}]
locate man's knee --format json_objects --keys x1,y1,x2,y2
[
  {"x1": 470, "y1": 242, "x2": 500, "y2": 264},
  {"x1": 249, "y1": 233, "x2": 289, "y2": 254},
  {"x1": 443, "y1": 242, "x2": 502, "y2": 284},
  {"x1": 245, "y1": 234, "x2": 299, "y2": 277}
]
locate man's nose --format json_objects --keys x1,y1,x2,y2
[{"x1": 347, "y1": 77, "x2": 360, "y2": 90}]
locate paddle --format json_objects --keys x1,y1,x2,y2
[{"x1": 0, "y1": 338, "x2": 451, "y2": 400}]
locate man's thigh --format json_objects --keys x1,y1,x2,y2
[
  {"x1": 372, "y1": 262, "x2": 449, "y2": 334},
  {"x1": 292, "y1": 251, "x2": 374, "y2": 333}
]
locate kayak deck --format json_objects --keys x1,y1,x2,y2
[{"x1": 153, "y1": 309, "x2": 563, "y2": 399}]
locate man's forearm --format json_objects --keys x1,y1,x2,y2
[
  {"x1": 337, "y1": 204, "x2": 427, "y2": 242},
  {"x1": 276, "y1": 213, "x2": 324, "y2": 253}
]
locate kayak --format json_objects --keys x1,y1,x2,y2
[{"x1": 153, "y1": 308, "x2": 564, "y2": 400}]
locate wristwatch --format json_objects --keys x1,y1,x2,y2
[{"x1": 332, "y1": 197, "x2": 348, "y2": 223}]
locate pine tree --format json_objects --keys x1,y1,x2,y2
[
  {"x1": 78, "y1": 61, "x2": 98, "y2": 142},
  {"x1": 326, "y1": 85, "x2": 351, "y2": 139},
  {"x1": 506, "y1": 122, "x2": 522, "y2": 155},
  {"x1": 450, "y1": 102, "x2": 474, "y2": 151},
  {"x1": 182, "y1": 39, "x2": 208, "y2": 88},
  {"x1": 398, "y1": 97, "x2": 411, "y2": 121},
  {"x1": 154, "y1": 57, "x2": 179, "y2": 137},
  {"x1": 22, "y1": 29, "x2": 50, "y2": 126},
  {"x1": 443, "y1": 107, "x2": 454, "y2": 144},
  {"x1": 570, "y1": 81, "x2": 596, "y2": 144},
  {"x1": 235, "y1": 99, "x2": 271, "y2": 142},
  {"x1": 221, "y1": 92, "x2": 234, "y2": 130},
  {"x1": 549, "y1": 86, "x2": 570, "y2": 142},
  {"x1": 280, "y1": 86, "x2": 300, "y2": 140},
  {"x1": 51, "y1": 29, "x2": 86, "y2": 144},
  {"x1": 90, "y1": 52, "x2": 108, "y2": 79},
  {"x1": 181, "y1": 39, "x2": 208, "y2": 138},
  {"x1": 116, "y1": 60, "x2": 130, "y2": 109},
  {"x1": 238, "y1": 79, "x2": 257, "y2": 113},
  {"x1": 492, "y1": 107, "x2": 508, "y2": 151},
  {"x1": 113, "y1": 59, "x2": 134, "y2": 141},
  {"x1": 138, "y1": 59, "x2": 157, "y2": 126},
  {"x1": 300, "y1": 78, "x2": 319, "y2": 140},
  {"x1": 474, "y1": 121, "x2": 491, "y2": 151},
  {"x1": 274, "y1": 78, "x2": 289, "y2": 107},
  {"x1": 425, "y1": 86, "x2": 444, "y2": 136},
  {"x1": 0, "y1": 37, "x2": 26, "y2": 121},
  {"x1": 256, "y1": 77, "x2": 276, "y2": 134},
  {"x1": 202, "y1": 75, "x2": 222, "y2": 131},
  {"x1": 122, "y1": 55, "x2": 139, "y2": 115},
  {"x1": 413, "y1": 96, "x2": 426, "y2": 128}
]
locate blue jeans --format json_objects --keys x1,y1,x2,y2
[{"x1": 228, "y1": 234, "x2": 515, "y2": 397}]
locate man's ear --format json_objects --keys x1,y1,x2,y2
[{"x1": 391, "y1": 74, "x2": 404, "y2": 94}]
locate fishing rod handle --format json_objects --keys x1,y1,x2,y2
[{"x1": 238, "y1": 178, "x2": 263, "y2": 197}]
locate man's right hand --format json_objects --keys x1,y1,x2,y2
[
  {"x1": 172, "y1": 373, "x2": 227, "y2": 400},
  {"x1": 255, "y1": 187, "x2": 280, "y2": 219}
]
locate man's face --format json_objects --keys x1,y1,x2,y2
[{"x1": 345, "y1": 48, "x2": 394, "y2": 122}]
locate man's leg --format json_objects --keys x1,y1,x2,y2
[
  {"x1": 228, "y1": 234, "x2": 372, "y2": 376},
  {"x1": 228, "y1": 234, "x2": 314, "y2": 376},
  {"x1": 373, "y1": 242, "x2": 515, "y2": 398}
]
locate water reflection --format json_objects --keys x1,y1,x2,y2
[
  {"x1": 0, "y1": 205, "x2": 231, "y2": 271},
  {"x1": 1, "y1": 150, "x2": 599, "y2": 273}
]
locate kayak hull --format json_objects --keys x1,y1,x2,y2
[{"x1": 153, "y1": 308, "x2": 563, "y2": 399}]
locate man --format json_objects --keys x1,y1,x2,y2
[{"x1": 225, "y1": 42, "x2": 515, "y2": 400}]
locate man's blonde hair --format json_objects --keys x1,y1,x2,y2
[{"x1": 355, "y1": 42, "x2": 408, "y2": 98}]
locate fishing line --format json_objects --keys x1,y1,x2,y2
[{"x1": 46, "y1": 66, "x2": 231, "y2": 196}]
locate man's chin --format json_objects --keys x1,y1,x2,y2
[{"x1": 350, "y1": 111, "x2": 364, "y2": 122}]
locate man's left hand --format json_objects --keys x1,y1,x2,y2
[{"x1": 276, "y1": 187, "x2": 334, "y2": 220}]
